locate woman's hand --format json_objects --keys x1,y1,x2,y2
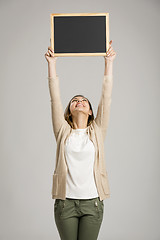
[
  {"x1": 45, "y1": 47, "x2": 57, "y2": 64},
  {"x1": 104, "y1": 40, "x2": 116, "y2": 62}
]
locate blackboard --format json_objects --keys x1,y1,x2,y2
[{"x1": 50, "y1": 13, "x2": 109, "y2": 57}]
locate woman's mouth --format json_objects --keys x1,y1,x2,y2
[{"x1": 76, "y1": 103, "x2": 84, "y2": 107}]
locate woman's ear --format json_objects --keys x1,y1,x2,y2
[{"x1": 89, "y1": 109, "x2": 92, "y2": 115}]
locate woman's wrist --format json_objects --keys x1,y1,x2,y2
[
  {"x1": 105, "y1": 59, "x2": 113, "y2": 64},
  {"x1": 48, "y1": 61, "x2": 56, "y2": 66}
]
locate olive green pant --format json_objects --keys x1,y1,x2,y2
[{"x1": 53, "y1": 196, "x2": 104, "y2": 240}]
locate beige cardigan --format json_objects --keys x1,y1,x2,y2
[{"x1": 48, "y1": 74, "x2": 113, "y2": 201}]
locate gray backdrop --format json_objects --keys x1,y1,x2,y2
[{"x1": 0, "y1": 0, "x2": 159, "y2": 239}]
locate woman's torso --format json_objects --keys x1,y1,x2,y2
[{"x1": 64, "y1": 127, "x2": 99, "y2": 199}]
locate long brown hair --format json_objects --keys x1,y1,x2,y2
[{"x1": 64, "y1": 95, "x2": 94, "y2": 128}]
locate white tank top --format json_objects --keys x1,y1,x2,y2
[{"x1": 64, "y1": 127, "x2": 99, "y2": 199}]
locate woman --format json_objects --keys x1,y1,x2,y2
[{"x1": 45, "y1": 40, "x2": 116, "y2": 240}]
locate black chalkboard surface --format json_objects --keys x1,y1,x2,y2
[{"x1": 50, "y1": 13, "x2": 109, "y2": 57}]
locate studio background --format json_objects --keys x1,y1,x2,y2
[{"x1": 0, "y1": 0, "x2": 159, "y2": 239}]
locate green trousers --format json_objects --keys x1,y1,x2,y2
[{"x1": 53, "y1": 196, "x2": 104, "y2": 240}]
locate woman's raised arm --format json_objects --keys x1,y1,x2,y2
[
  {"x1": 45, "y1": 47, "x2": 66, "y2": 141},
  {"x1": 94, "y1": 40, "x2": 116, "y2": 141}
]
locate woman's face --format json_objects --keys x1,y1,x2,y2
[{"x1": 69, "y1": 96, "x2": 92, "y2": 117}]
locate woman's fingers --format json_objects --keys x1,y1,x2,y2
[
  {"x1": 45, "y1": 47, "x2": 55, "y2": 57},
  {"x1": 107, "y1": 46, "x2": 113, "y2": 52},
  {"x1": 47, "y1": 47, "x2": 57, "y2": 59},
  {"x1": 48, "y1": 47, "x2": 54, "y2": 52},
  {"x1": 109, "y1": 40, "x2": 112, "y2": 47},
  {"x1": 45, "y1": 45, "x2": 58, "y2": 62},
  {"x1": 48, "y1": 49, "x2": 54, "y2": 57},
  {"x1": 104, "y1": 40, "x2": 116, "y2": 61},
  {"x1": 108, "y1": 40, "x2": 113, "y2": 51},
  {"x1": 107, "y1": 46, "x2": 114, "y2": 55},
  {"x1": 107, "y1": 49, "x2": 114, "y2": 56}
]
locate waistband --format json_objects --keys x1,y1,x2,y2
[{"x1": 66, "y1": 196, "x2": 100, "y2": 201}]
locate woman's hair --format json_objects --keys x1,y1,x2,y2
[{"x1": 64, "y1": 94, "x2": 94, "y2": 128}]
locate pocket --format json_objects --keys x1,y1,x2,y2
[
  {"x1": 60, "y1": 200, "x2": 66, "y2": 217},
  {"x1": 97, "y1": 198, "x2": 104, "y2": 212},
  {"x1": 54, "y1": 199, "x2": 60, "y2": 209},
  {"x1": 100, "y1": 171, "x2": 110, "y2": 195},
  {"x1": 94, "y1": 199, "x2": 103, "y2": 219},
  {"x1": 94, "y1": 200, "x2": 100, "y2": 219},
  {"x1": 54, "y1": 199, "x2": 66, "y2": 217}
]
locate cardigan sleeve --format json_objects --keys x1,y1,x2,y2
[
  {"x1": 48, "y1": 75, "x2": 66, "y2": 140},
  {"x1": 94, "y1": 75, "x2": 113, "y2": 141}
]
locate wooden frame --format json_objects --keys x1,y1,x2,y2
[{"x1": 50, "y1": 12, "x2": 109, "y2": 57}]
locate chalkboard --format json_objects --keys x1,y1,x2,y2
[{"x1": 50, "y1": 13, "x2": 109, "y2": 57}]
